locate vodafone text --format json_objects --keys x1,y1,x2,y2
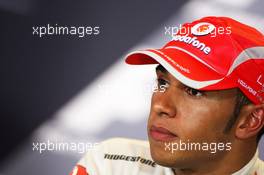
[{"x1": 172, "y1": 35, "x2": 211, "y2": 55}]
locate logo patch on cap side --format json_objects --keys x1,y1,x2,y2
[{"x1": 191, "y1": 22, "x2": 215, "y2": 36}]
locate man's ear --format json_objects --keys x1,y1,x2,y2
[{"x1": 235, "y1": 104, "x2": 264, "y2": 140}]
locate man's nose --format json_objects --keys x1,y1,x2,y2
[{"x1": 152, "y1": 90, "x2": 177, "y2": 118}]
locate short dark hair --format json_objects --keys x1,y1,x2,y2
[{"x1": 224, "y1": 89, "x2": 263, "y2": 142}]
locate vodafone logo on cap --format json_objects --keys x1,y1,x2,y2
[{"x1": 191, "y1": 22, "x2": 215, "y2": 36}]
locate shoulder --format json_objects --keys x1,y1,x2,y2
[
  {"x1": 79, "y1": 137, "x2": 153, "y2": 167},
  {"x1": 70, "y1": 138, "x2": 173, "y2": 175}
]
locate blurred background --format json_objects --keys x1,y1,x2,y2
[{"x1": 1, "y1": 0, "x2": 264, "y2": 174}]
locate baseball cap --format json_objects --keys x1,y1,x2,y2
[{"x1": 125, "y1": 16, "x2": 264, "y2": 104}]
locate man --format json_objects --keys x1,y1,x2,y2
[{"x1": 70, "y1": 16, "x2": 264, "y2": 175}]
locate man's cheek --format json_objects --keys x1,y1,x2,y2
[
  {"x1": 184, "y1": 107, "x2": 224, "y2": 131},
  {"x1": 179, "y1": 118, "x2": 214, "y2": 141}
]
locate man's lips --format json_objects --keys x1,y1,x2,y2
[{"x1": 149, "y1": 125, "x2": 178, "y2": 142}]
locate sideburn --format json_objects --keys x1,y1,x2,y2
[{"x1": 223, "y1": 89, "x2": 251, "y2": 134}]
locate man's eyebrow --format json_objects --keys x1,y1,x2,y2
[{"x1": 155, "y1": 64, "x2": 168, "y2": 74}]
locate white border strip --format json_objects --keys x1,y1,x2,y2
[{"x1": 164, "y1": 46, "x2": 218, "y2": 72}]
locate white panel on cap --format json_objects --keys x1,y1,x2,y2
[{"x1": 227, "y1": 47, "x2": 264, "y2": 75}]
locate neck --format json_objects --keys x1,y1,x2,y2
[{"x1": 172, "y1": 140, "x2": 257, "y2": 175}]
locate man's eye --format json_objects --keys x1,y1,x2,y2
[
  {"x1": 156, "y1": 78, "x2": 169, "y2": 88},
  {"x1": 185, "y1": 87, "x2": 203, "y2": 97}
]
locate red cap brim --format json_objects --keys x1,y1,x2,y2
[{"x1": 125, "y1": 48, "x2": 237, "y2": 90}]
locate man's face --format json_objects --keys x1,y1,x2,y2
[{"x1": 147, "y1": 65, "x2": 238, "y2": 169}]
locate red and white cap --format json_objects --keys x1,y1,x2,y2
[{"x1": 125, "y1": 16, "x2": 264, "y2": 104}]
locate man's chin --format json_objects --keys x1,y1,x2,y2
[
  {"x1": 151, "y1": 151, "x2": 192, "y2": 170},
  {"x1": 149, "y1": 143, "x2": 177, "y2": 167},
  {"x1": 151, "y1": 151, "x2": 185, "y2": 169},
  {"x1": 149, "y1": 141, "x2": 191, "y2": 169}
]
